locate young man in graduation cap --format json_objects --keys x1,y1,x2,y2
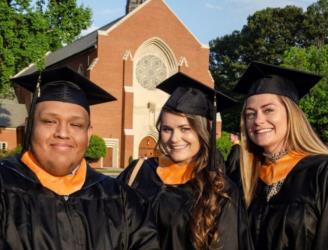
[
  {"x1": 235, "y1": 61, "x2": 328, "y2": 250},
  {"x1": 0, "y1": 67, "x2": 160, "y2": 250},
  {"x1": 118, "y1": 72, "x2": 254, "y2": 250}
]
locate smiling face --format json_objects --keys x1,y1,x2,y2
[
  {"x1": 244, "y1": 93, "x2": 288, "y2": 154},
  {"x1": 160, "y1": 112, "x2": 201, "y2": 165},
  {"x1": 31, "y1": 101, "x2": 92, "y2": 176}
]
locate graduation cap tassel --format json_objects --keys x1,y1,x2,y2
[
  {"x1": 209, "y1": 93, "x2": 217, "y2": 171},
  {"x1": 22, "y1": 73, "x2": 42, "y2": 153}
]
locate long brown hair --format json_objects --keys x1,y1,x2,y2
[
  {"x1": 240, "y1": 95, "x2": 328, "y2": 206},
  {"x1": 156, "y1": 107, "x2": 226, "y2": 249}
]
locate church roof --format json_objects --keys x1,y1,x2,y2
[
  {"x1": 14, "y1": 16, "x2": 123, "y2": 78},
  {"x1": 14, "y1": 0, "x2": 206, "y2": 78}
]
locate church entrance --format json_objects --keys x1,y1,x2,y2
[{"x1": 138, "y1": 136, "x2": 160, "y2": 158}]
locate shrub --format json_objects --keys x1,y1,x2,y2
[
  {"x1": 85, "y1": 135, "x2": 106, "y2": 163},
  {"x1": 0, "y1": 144, "x2": 22, "y2": 159},
  {"x1": 216, "y1": 131, "x2": 232, "y2": 160}
]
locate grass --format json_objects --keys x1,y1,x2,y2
[{"x1": 95, "y1": 167, "x2": 123, "y2": 177}]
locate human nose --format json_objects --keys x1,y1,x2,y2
[
  {"x1": 254, "y1": 111, "x2": 265, "y2": 125},
  {"x1": 170, "y1": 129, "x2": 180, "y2": 143},
  {"x1": 54, "y1": 122, "x2": 69, "y2": 138}
]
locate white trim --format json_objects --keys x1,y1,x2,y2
[
  {"x1": 201, "y1": 44, "x2": 210, "y2": 49},
  {"x1": 178, "y1": 56, "x2": 188, "y2": 67},
  {"x1": 98, "y1": 30, "x2": 108, "y2": 36},
  {"x1": 0, "y1": 142, "x2": 8, "y2": 151},
  {"x1": 216, "y1": 113, "x2": 222, "y2": 122},
  {"x1": 87, "y1": 58, "x2": 99, "y2": 71},
  {"x1": 208, "y1": 70, "x2": 214, "y2": 84},
  {"x1": 0, "y1": 127, "x2": 17, "y2": 131},
  {"x1": 123, "y1": 50, "x2": 134, "y2": 61},
  {"x1": 103, "y1": 138, "x2": 119, "y2": 168},
  {"x1": 124, "y1": 86, "x2": 134, "y2": 93},
  {"x1": 124, "y1": 129, "x2": 134, "y2": 136}
]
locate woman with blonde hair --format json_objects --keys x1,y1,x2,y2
[
  {"x1": 234, "y1": 61, "x2": 328, "y2": 250},
  {"x1": 118, "y1": 72, "x2": 254, "y2": 250}
]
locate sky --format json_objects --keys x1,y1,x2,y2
[{"x1": 77, "y1": 0, "x2": 315, "y2": 45}]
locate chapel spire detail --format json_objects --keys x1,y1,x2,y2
[{"x1": 126, "y1": 0, "x2": 146, "y2": 14}]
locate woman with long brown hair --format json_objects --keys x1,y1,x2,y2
[
  {"x1": 235, "y1": 61, "x2": 328, "y2": 250},
  {"x1": 118, "y1": 72, "x2": 253, "y2": 250}
]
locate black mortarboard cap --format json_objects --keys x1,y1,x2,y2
[
  {"x1": 157, "y1": 72, "x2": 237, "y2": 119},
  {"x1": 157, "y1": 72, "x2": 238, "y2": 172},
  {"x1": 11, "y1": 67, "x2": 116, "y2": 152},
  {"x1": 234, "y1": 61, "x2": 322, "y2": 103},
  {"x1": 11, "y1": 67, "x2": 116, "y2": 111}
]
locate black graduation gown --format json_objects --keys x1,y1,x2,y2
[
  {"x1": 117, "y1": 158, "x2": 254, "y2": 250},
  {"x1": 226, "y1": 144, "x2": 241, "y2": 186},
  {"x1": 249, "y1": 154, "x2": 328, "y2": 250},
  {"x1": 0, "y1": 155, "x2": 160, "y2": 250}
]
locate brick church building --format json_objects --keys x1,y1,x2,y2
[{"x1": 1, "y1": 0, "x2": 217, "y2": 168}]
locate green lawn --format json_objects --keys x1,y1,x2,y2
[{"x1": 95, "y1": 167, "x2": 123, "y2": 177}]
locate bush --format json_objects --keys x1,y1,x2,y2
[
  {"x1": 0, "y1": 144, "x2": 22, "y2": 159},
  {"x1": 85, "y1": 135, "x2": 106, "y2": 163},
  {"x1": 216, "y1": 131, "x2": 232, "y2": 160}
]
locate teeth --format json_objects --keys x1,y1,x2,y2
[
  {"x1": 256, "y1": 128, "x2": 272, "y2": 134},
  {"x1": 170, "y1": 145, "x2": 187, "y2": 150}
]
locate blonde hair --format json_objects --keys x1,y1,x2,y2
[
  {"x1": 156, "y1": 107, "x2": 225, "y2": 249},
  {"x1": 240, "y1": 95, "x2": 328, "y2": 206}
]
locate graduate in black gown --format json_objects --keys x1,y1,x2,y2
[
  {"x1": 226, "y1": 133, "x2": 241, "y2": 186},
  {"x1": 0, "y1": 67, "x2": 159, "y2": 250},
  {"x1": 118, "y1": 72, "x2": 254, "y2": 250},
  {"x1": 234, "y1": 61, "x2": 328, "y2": 250}
]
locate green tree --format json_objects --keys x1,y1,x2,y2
[
  {"x1": 283, "y1": 45, "x2": 328, "y2": 142},
  {"x1": 210, "y1": 5, "x2": 306, "y2": 89},
  {"x1": 303, "y1": 0, "x2": 328, "y2": 47},
  {"x1": 85, "y1": 135, "x2": 107, "y2": 163},
  {"x1": 210, "y1": 1, "x2": 328, "y2": 133},
  {"x1": 210, "y1": 1, "x2": 328, "y2": 88},
  {"x1": 0, "y1": 0, "x2": 91, "y2": 98}
]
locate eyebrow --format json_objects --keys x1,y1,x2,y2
[
  {"x1": 246, "y1": 103, "x2": 276, "y2": 110},
  {"x1": 39, "y1": 112, "x2": 87, "y2": 120},
  {"x1": 161, "y1": 124, "x2": 191, "y2": 128}
]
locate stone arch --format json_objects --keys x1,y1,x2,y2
[{"x1": 134, "y1": 37, "x2": 178, "y2": 89}]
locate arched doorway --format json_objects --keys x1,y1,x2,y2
[{"x1": 138, "y1": 136, "x2": 160, "y2": 158}]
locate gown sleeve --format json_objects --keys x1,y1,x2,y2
[
  {"x1": 122, "y1": 184, "x2": 160, "y2": 250},
  {"x1": 0, "y1": 166, "x2": 10, "y2": 250},
  {"x1": 312, "y1": 159, "x2": 328, "y2": 250},
  {"x1": 216, "y1": 180, "x2": 254, "y2": 250},
  {"x1": 117, "y1": 160, "x2": 138, "y2": 184}
]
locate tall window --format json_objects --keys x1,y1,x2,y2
[{"x1": 0, "y1": 142, "x2": 8, "y2": 151}]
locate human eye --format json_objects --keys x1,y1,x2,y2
[
  {"x1": 180, "y1": 126, "x2": 191, "y2": 133},
  {"x1": 41, "y1": 118, "x2": 56, "y2": 125},
  {"x1": 245, "y1": 111, "x2": 255, "y2": 120},
  {"x1": 160, "y1": 126, "x2": 172, "y2": 133},
  {"x1": 264, "y1": 107, "x2": 274, "y2": 114},
  {"x1": 71, "y1": 123, "x2": 83, "y2": 128}
]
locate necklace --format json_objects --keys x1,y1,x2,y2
[{"x1": 263, "y1": 149, "x2": 288, "y2": 162}]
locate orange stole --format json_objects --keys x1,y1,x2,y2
[
  {"x1": 156, "y1": 156, "x2": 195, "y2": 185},
  {"x1": 21, "y1": 151, "x2": 87, "y2": 195},
  {"x1": 257, "y1": 151, "x2": 309, "y2": 185}
]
